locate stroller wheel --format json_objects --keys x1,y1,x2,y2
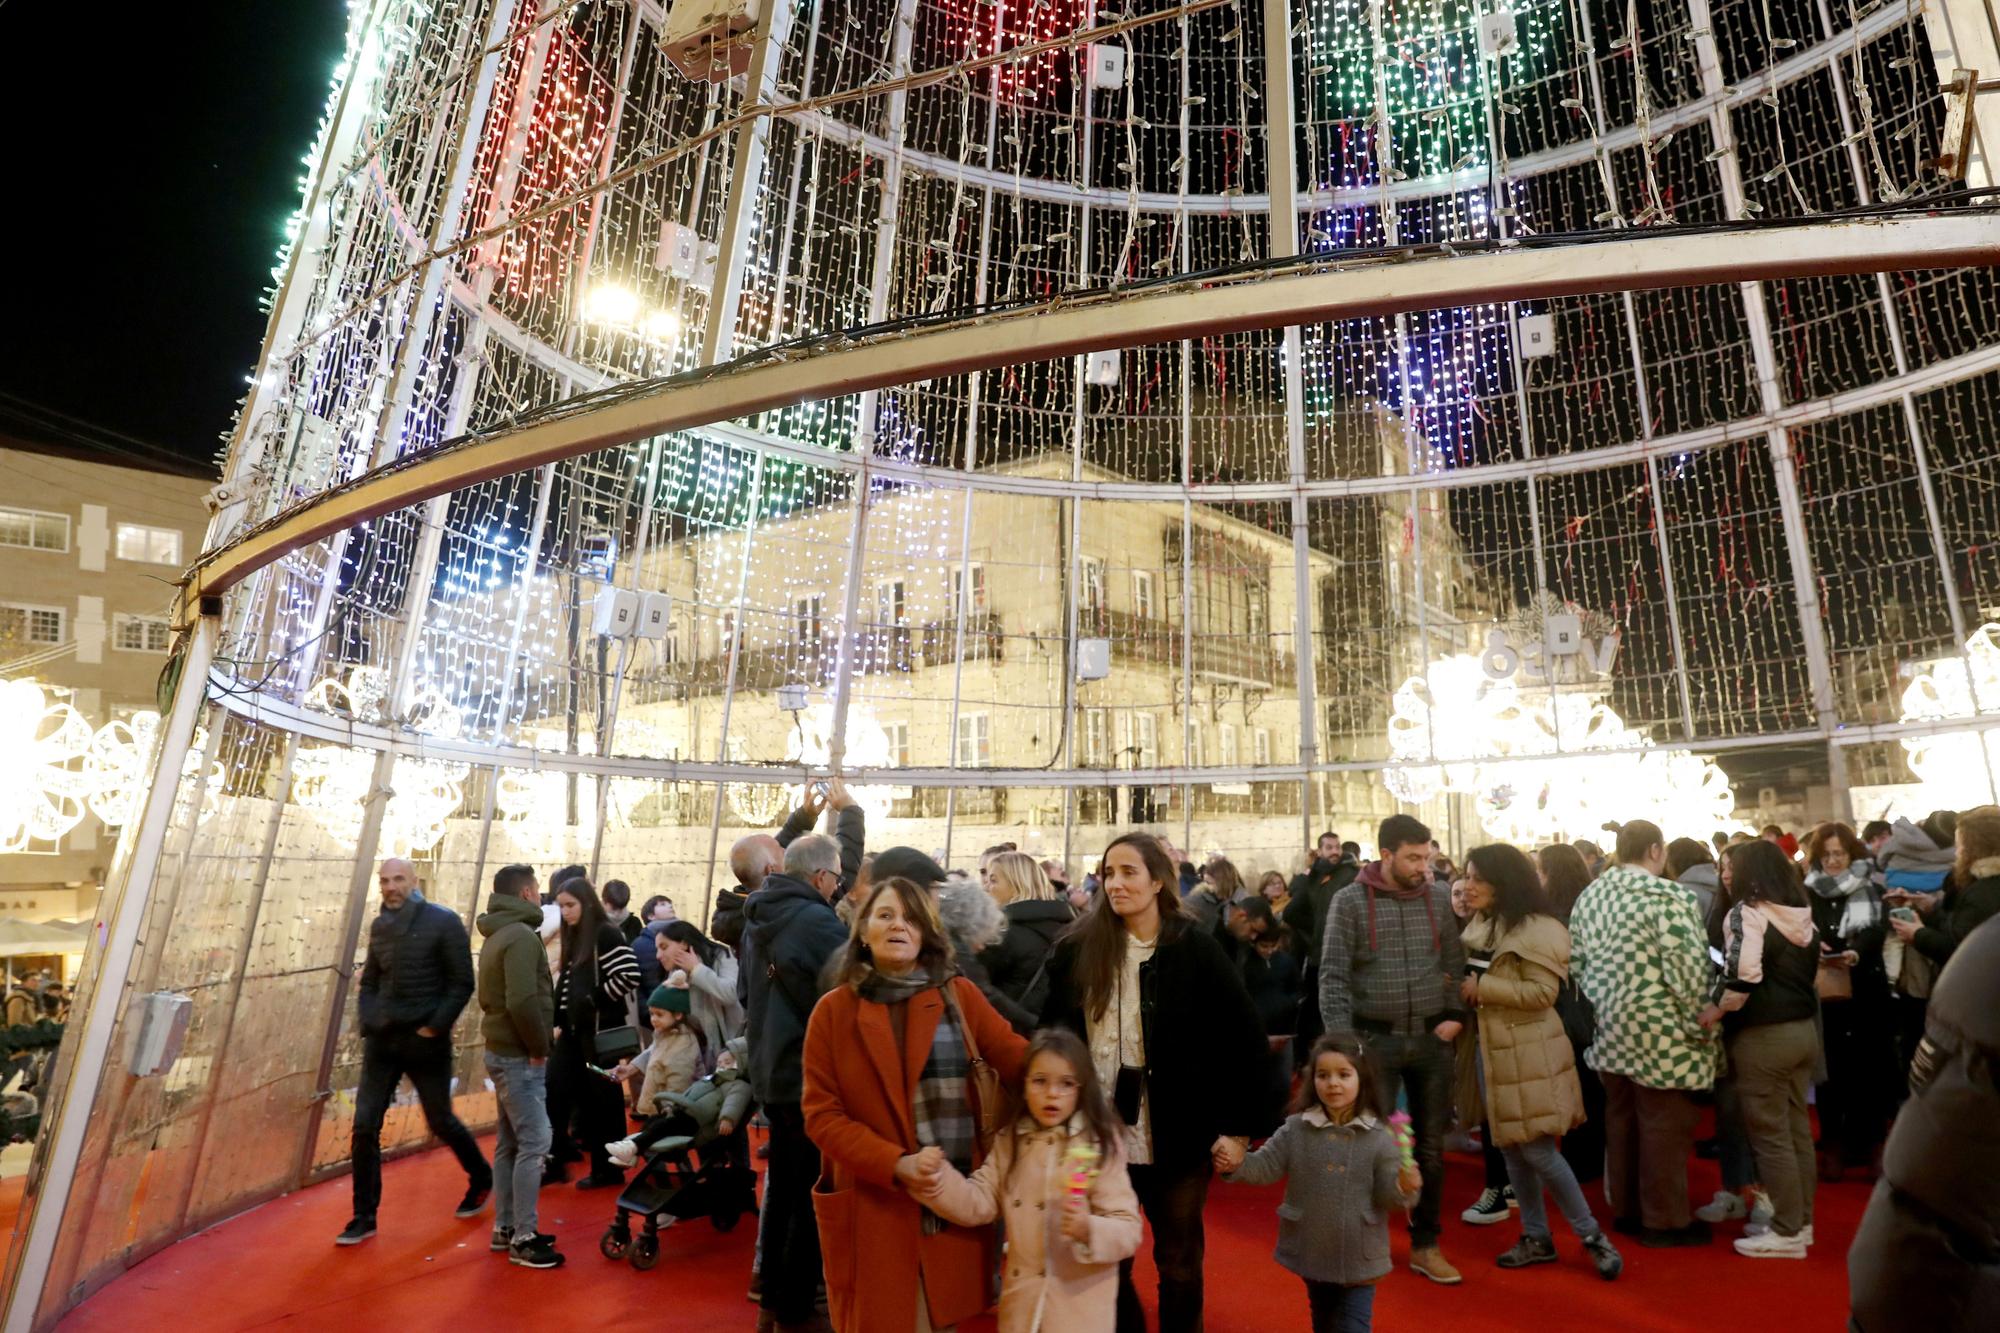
[
  {"x1": 599, "y1": 1225, "x2": 631, "y2": 1260},
  {"x1": 628, "y1": 1233, "x2": 660, "y2": 1270}
]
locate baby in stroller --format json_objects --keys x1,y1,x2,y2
[{"x1": 600, "y1": 1033, "x2": 758, "y2": 1269}]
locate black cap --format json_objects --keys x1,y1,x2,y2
[{"x1": 871, "y1": 847, "x2": 948, "y2": 887}]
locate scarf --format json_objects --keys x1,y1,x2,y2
[
  {"x1": 1806, "y1": 861, "x2": 1881, "y2": 940},
  {"x1": 1359, "y1": 860, "x2": 1441, "y2": 951},
  {"x1": 856, "y1": 966, "x2": 974, "y2": 1235}
]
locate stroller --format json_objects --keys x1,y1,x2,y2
[{"x1": 600, "y1": 1039, "x2": 759, "y2": 1270}]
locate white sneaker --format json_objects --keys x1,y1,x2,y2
[
  {"x1": 1695, "y1": 1190, "x2": 1747, "y2": 1223},
  {"x1": 605, "y1": 1139, "x2": 638, "y2": 1169},
  {"x1": 1749, "y1": 1191, "x2": 1774, "y2": 1230},
  {"x1": 1734, "y1": 1229, "x2": 1808, "y2": 1259}
]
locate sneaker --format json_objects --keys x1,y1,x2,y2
[
  {"x1": 1640, "y1": 1220, "x2": 1713, "y2": 1248},
  {"x1": 509, "y1": 1233, "x2": 566, "y2": 1269},
  {"x1": 1408, "y1": 1246, "x2": 1463, "y2": 1285},
  {"x1": 454, "y1": 1183, "x2": 491, "y2": 1218},
  {"x1": 490, "y1": 1227, "x2": 513, "y2": 1252},
  {"x1": 334, "y1": 1217, "x2": 376, "y2": 1246},
  {"x1": 1694, "y1": 1190, "x2": 1747, "y2": 1224},
  {"x1": 1747, "y1": 1216, "x2": 1813, "y2": 1243},
  {"x1": 1733, "y1": 1229, "x2": 1808, "y2": 1259},
  {"x1": 1582, "y1": 1231, "x2": 1624, "y2": 1280},
  {"x1": 1748, "y1": 1192, "x2": 1775, "y2": 1232},
  {"x1": 1495, "y1": 1235, "x2": 1558, "y2": 1268},
  {"x1": 606, "y1": 1139, "x2": 639, "y2": 1169},
  {"x1": 1461, "y1": 1186, "x2": 1514, "y2": 1226}
]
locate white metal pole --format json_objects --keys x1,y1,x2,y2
[{"x1": 1, "y1": 614, "x2": 217, "y2": 1332}]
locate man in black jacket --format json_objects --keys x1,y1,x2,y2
[
  {"x1": 743, "y1": 833, "x2": 849, "y2": 1332},
  {"x1": 1283, "y1": 831, "x2": 1359, "y2": 1058},
  {"x1": 338, "y1": 858, "x2": 490, "y2": 1246}
]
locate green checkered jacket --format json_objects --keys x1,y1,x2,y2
[{"x1": 1569, "y1": 864, "x2": 1719, "y2": 1091}]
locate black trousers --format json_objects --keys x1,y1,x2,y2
[
  {"x1": 1117, "y1": 1158, "x2": 1212, "y2": 1333},
  {"x1": 351, "y1": 1027, "x2": 488, "y2": 1220},
  {"x1": 761, "y1": 1102, "x2": 825, "y2": 1323},
  {"x1": 1561, "y1": 1057, "x2": 1608, "y2": 1184},
  {"x1": 1818, "y1": 998, "x2": 1892, "y2": 1168},
  {"x1": 547, "y1": 1031, "x2": 626, "y2": 1178}
]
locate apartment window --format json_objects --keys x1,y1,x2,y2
[
  {"x1": 1187, "y1": 720, "x2": 1204, "y2": 767},
  {"x1": 115, "y1": 523, "x2": 182, "y2": 565},
  {"x1": 1132, "y1": 570, "x2": 1156, "y2": 621},
  {"x1": 0, "y1": 507, "x2": 68, "y2": 552},
  {"x1": 876, "y1": 579, "x2": 906, "y2": 627},
  {"x1": 1133, "y1": 713, "x2": 1159, "y2": 768},
  {"x1": 1081, "y1": 557, "x2": 1107, "y2": 612},
  {"x1": 1219, "y1": 723, "x2": 1239, "y2": 768},
  {"x1": 662, "y1": 623, "x2": 680, "y2": 664},
  {"x1": 950, "y1": 563, "x2": 987, "y2": 614},
  {"x1": 794, "y1": 594, "x2": 824, "y2": 646},
  {"x1": 956, "y1": 713, "x2": 990, "y2": 767},
  {"x1": 720, "y1": 611, "x2": 736, "y2": 654},
  {"x1": 1084, "y1": 708, "x2": 1108, "y2": 766},
  {"x1": 1253, "y1": 727, "x2": 1271, "y2": 766},
  {"x1": 113, "y1": 614, "x2": 172, "y2": 653},
  {"x1": 0, "y1": 603, "x2": 65, "y2": 646},
  {"x1": 884, "y1": 721, "x2": 910, "y2": 767},
  {"x1": 1246, "y1": 584, "x2": 1269, "y2": 639}
]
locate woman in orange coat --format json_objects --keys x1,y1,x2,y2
[{"x1": 804, "y1": 875, "x2": 1030, "y2": 1332}]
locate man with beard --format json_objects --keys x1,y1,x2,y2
[{"x1": 1319, "y1": 814, "x2": 1468, "y2": 1286}]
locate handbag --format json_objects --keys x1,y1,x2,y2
[
  {"x1": 940, "y1": 981, "x2": 1007, "y2": 1148},
  {"x1": 593, "y1": 1024, "x2": 643, "y2": 1063},
  {"x1": 1815, "y1": 959, "x2": 1852, "y2": 1002}
]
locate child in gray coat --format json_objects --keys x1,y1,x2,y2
[{"x1": 1225, "y1": 1033, "x2": 1420, "y2": 1332}]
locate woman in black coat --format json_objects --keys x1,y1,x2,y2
[
  {"x1": 547, "y1": 878, "x2": 641, "y2": 1188},
  {"x1": 1039, "y1": 833, "x2": 1270, "y2": 1333},
  {"x1": 977, "y1": 850, "x2": 1077, "y2": 1016}
]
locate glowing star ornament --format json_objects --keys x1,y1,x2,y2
[{"x1": 0, "y1": 679, "x2": 94, "y2": 853}]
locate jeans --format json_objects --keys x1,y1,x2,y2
[
  {"x1": 1599, "y1": 1073, "x2": 1700, "y2": 1230},
  {"x1": 1118, "y1": 1160, "x2": 1212, "y2": 1333},
  {"x1": 351, "y1": 1027, "x2": 488, "y2": 1221},
  {"x1": 1712, "y1": 1073, "x2": 1758, "y2": 1194},
  {"x1": 1729, "y1": 1018, "x2": 1818, "y2": 1236},
  {"x1": 1499, "y1": 1135, "x2": 1602, "y2": 1243},
  {"x1": 761, "y1": 1102, "x2": 824, "y2": 1323},
  {"x1": 1304, "y1": 1279, "x2": 1375, "y2": 1333},
  {"x1": 1361, "y1": 1029, "x2": 1451, "y2": 1248},
  {"x1": 485, "y1": 1053, "x2": 551, "y2": 1241}
]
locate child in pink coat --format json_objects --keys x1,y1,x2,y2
[{"x1": 919, "y1": 1028, "x2": 1143, "y2": 1332}]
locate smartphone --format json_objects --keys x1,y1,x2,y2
[
  {"x1": 586, "y1": 1063, "x2": 618, "y2": 1080},
  {"x1": 1708, "y1": 946, "x2": 1727, "y2": 968},
  {"x1": 1889, "y1": 906, "x2": 1918, "y2": 924}
]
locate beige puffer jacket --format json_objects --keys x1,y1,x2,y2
[{"x1": 1465, "y1": 913, "x2": 1585, "y2": 1148}]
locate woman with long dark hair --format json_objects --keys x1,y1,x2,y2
[
  {"x1": 657, "y1": 918, "x2": 743, "y2": 1053},
  {"x1": 1460, "y1": 844, "x2": 1622, "y2": 1279},
  {"x1": 547, "y1": 878, "x2": 640, "y2": 1188},
  {"x1": 1701, "y1": 839, "x2": 1820, "y2": 1259},
  {"x1": 1803, "y1": 821, "x2": 1890, "y2": 1177},
  {"x1": 1039, "y1": 832, "x2": 1270, "y2": 1333},
  {"x1": 801, "y1": 876, "x2": 1029, "y2": 1332}
]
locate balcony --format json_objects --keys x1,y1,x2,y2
[
  {"x1": 1077, "y1": 606, "x2": 1288, "y2": 687},
  {"x1": 626, "y1": 615, "x2": 1006, "y2": 705}
]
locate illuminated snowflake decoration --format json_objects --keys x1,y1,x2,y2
[
  {"x1": 0, "y1": 679, "x2": 95, "y2": 853},
  {"x1": 294, "y1": 668, "x2": 469, "y2": 855},
  {"x1": 1385, "y1": 652, "x2": 1738, "y2": 845},
  {"x1": 1897, "y1": 622, "x2": 2000, "y2": 807}
]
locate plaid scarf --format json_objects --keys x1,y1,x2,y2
[
  {"x1": 1807, "y1": 861, "x2": 1882, "y2": 940},
  {"x1": 856, "y1": 966, "x2": 974, "y2": 1235}
]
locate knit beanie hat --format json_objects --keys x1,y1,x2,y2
[{"x1": 649, "y1": 984, "x2": 690, "y2": 1014}]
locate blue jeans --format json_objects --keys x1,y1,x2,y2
[
  {"x1": 486, "y1": 1053, "x2": 551, "y2": 1241},
  {"x1": 1499, "y1": 1134, "x2": 1602, "y2": 1243},
  {"x1": 1304, "y1": 1279, "x2": 1375, "y2": 1332},
  {"x1": 1359, "y1": 1029, "x2": 1451, "y2": 1248}
]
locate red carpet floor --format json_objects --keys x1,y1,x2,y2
[{"x1": 56, "y1": 1133, "x2": 1862, "y2": 1332}]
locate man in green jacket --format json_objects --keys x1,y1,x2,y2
[{"x1": 477, "y1": 864, "x2": 562, "y2": 1269}]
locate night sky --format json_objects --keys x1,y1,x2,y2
[{"x1": 0, "y1": 1, "x2": 349, "y2": 469}]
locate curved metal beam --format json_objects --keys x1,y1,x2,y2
[{"x1": 179, "y1": 211, "x2": 2000, "y2": 624}]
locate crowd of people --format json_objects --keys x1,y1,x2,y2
[{"x1": 332, "y1": 789, "x2": 2000, "y2": 1331}]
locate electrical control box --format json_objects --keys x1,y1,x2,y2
[
  {"x1": 593, "y1": 587, "x2": 640, "y2": 637},
  {"x1": 125, "y1": 991, "x2": 193, "y2": 1078},
  {"x1": 1076, "y1": 638, "x2": 1112, "y2": 681},
  {"x1": 1477, "y1": 9, "x2": 1519, "y2": 59},
  {"x1": 1085, "y1": 349, "x2": 1121, "y2": 387},
  {"x1": 1085, "y1": 44, "x2": 1127, "y2": 91},
  {"x1": 1517, "y1": 312, "x2": 1555, "y2": 358},
  {"x1": 638, "y1": 592, "x2": 672, "y2": 639}
]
